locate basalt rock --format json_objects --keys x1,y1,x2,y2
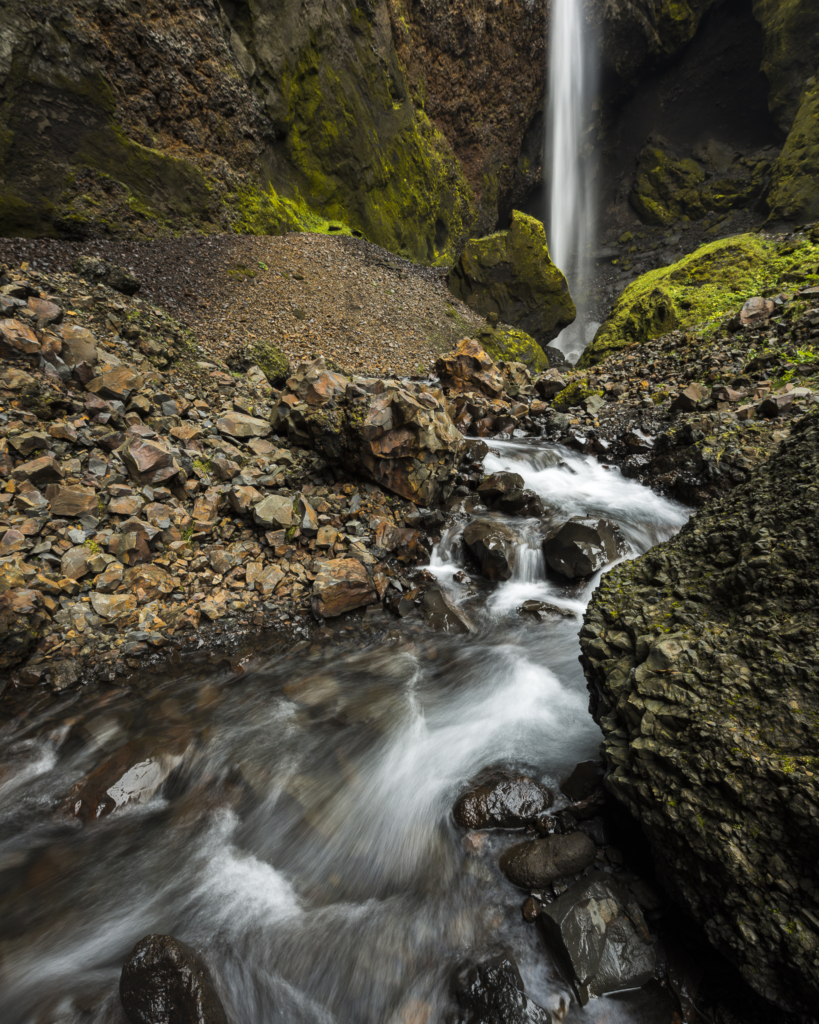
[
  {"x1": 454, "y1": 773, "x2": 553, "y2": 831},
  {"x1": 454, "y1": 955, "x2": 555, "y2": 1024},
  {"x1": 271, "y1": 358, "x2": 464, "y2": 505},
  {"x1": 462, "y1": 520, "x2": 517, "y2": 581},
  {"x1": 436, "y1": 338, "x2": 505, "y2": 398},
  {"x1": 447, "y1": 211, "x2": 576, "y2": 348},
  {"x1": 543, "y1": 518, "x2": 626, "y2": 580},
  {"x1": 499, "y1": 832, "x2": 596, "y2": 889},
  {"x1": 580, "y1": 408, "x2": 819, "y2": 1014},
  {"x1": 120, "y1": 934, "x2": 228, "y2": 1024}
]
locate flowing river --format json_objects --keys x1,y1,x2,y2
[{"x1": 0, "y1": 439, "x2": 688, "y2": 1024}]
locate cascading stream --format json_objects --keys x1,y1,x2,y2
[
  {"x1": 0, "y1": 440, "x2": 687, "y2": 1024},
  {"x1": 547, "y1": 0, "x2": 598, "y2": 363}
]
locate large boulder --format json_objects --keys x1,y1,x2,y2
[
  {"x1": 271, "y1": 358, "x2": 464, "y2": 505},
  {"x1": 462, "y1": 520, "x2": 518, "y2": 581},
  {"x1": 120, "y1": 934, "x2": 228, "y2": 1024},
  {"x1": 537, "y1": 873, "x2": 656, "y2": 1006},
  {"x1": 447, "y1": 210, "x2": 576, "y2": 347},
  {"x1": 311, "y1": 557, "x2": 378, "y2": 618},
  {"x1": 543, "y1": 518, "x2": 625, "y2": 580},
  {"x1": 454, "y1": 955, "x2": 554, "y2": 1024},
  {"x1": 580, "y1": 409, "x2": 819, "y2": 1014}
]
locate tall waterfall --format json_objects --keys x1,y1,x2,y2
[{"x1": 546, "y1": 0, "x2": 597, "y2": 363}]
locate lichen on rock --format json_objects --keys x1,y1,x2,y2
[
  {"x1": 580, "y1": 408, "x2": 819, "y2": 1014},
  {"x1": 767, "y1": 81, "x2": 819, "y2": 225},
  {"x1": 446, "y1": 210, "x2": 576, "y2": 348}
]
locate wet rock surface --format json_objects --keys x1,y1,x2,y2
[
  {"x1": 499, "y1": 833, "x2": 597, "y2": 889},
  {"x1": 454, "y1": 956, "x2": 555, "y2": 1024},
  {"x1": 581, "y1": 408, "x2": 819, "y2": 1014},
  {"x1": 454, "y1": 773, "x2": 553, "y2": 831},
  {"x1": 120, "y1": 934, "x2": 228, "y2": 1024},
  {"x1": 543, "y1": 519, "x2": 625, "y2": 580}
]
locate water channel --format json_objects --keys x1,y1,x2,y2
[{"x1": 0, "y1": 439, "x2": 688, "y2": 1024}]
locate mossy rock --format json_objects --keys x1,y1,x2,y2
[
  {"x1": 229, "y1": 340, "x2": 290, "y2": 387},
  {"x1": 447, "y1": 210, "x2": 576, "y2": 346},
  {"x1": 475, "y1": 325, "x2": 549, "y2": 373},
  {"x1": 630, "y1": 137, "x2": 769, "y2": 227},
  {"x1": 552, "y1": 378, "x2": 603, "y2": 412},
  {"x1": 767, "y1": 81, "x2": 819, "y2": 224}
]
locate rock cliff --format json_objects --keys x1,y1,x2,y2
[{"x1": 580, "y1": 409, "x2": 819, "y2": 1014}]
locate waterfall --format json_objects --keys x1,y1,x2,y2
[{"x1": 546, "y1": 0, "x2": 597, "y2": 364}]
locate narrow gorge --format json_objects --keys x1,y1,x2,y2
[{"x1": 0, "y1": 2, "x2": 817, "y2": 1024}]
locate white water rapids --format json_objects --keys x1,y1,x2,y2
[
  {"x1": 0, "y1": 440, "x2": 687, "y2": 1024},
  {"x1": 547, "y1": 0, "x2": 598, "y2": 363}
]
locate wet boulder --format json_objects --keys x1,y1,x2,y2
[
  {"x1": 454, "y1": 955, "x2": 555, "y2": 1024},
  {"x1": 463, "y1": 520, "x2": 517, "y2": 581},
  {"x1": 476, "y1": 472, "x2": 525, "y2": 505},
  {"x1": 435, "y1": 338, "x2": 505, "y2": 398},
  {"x1": 543, "y1": 518, "x2": 625, "y2": 580},
  {"x1": 499, "y1": 832, "x2": 596, "y2": 888},
  {"x1": 454, "y1": 773, "x2": 553, "y2": 830},
  {"x1": 537, "y1": 873, "x2": 655, "y2": 1005},
  {"x1": 420, "y1": 587, "x2": 471, "y2": 634},
  {"x1": 447, "y1": 210, "x2": 576, "y2": 347},
  {"x1": 271, "y1": 358, "x2": 463, "y2": 505},
  {"x1": 517, "y1": 600, "x2": 575, "y2": 621},
  {"x1": 120, "y1": 934, "x2": 228, "y2": 1024}
]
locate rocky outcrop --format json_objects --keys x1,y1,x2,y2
[
  {"x1": 271, "y1": 357, "x2": 464, "y2": 505},
  {"x1": 580, "y1": 409, "x2": 819, "y2": 1013},
  {"x1": 435, "y1": 338, "x2": 504, "y2": 398},
  {"x1": 447, "y1": 212, "x2": 576, "y2": 348}
]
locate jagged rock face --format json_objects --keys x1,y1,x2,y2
[
  {"x1": 0, "y1": 0, "x2": 475, "y2": 262},
  {"x1": 447, "y1": 212, "x2": 576, "y2": 348},
  {"x1": 580, "y1": 410, "x2": 819, "y2": 1014}
]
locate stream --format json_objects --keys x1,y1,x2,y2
[{"x1": 0, "y1": 439, "x2": 688, "y2": 1024}]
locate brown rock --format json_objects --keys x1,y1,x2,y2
[
  {"x1": 59, "y1": 324, "x2": 98, "y2": 367},
  {"x1": 499, "y1": 832, "x2": 597, "y2": 888},
  {"x1": 534, "y1": 369, "x2": 567, "y2": 400},
  {"x1": 311, "y1": 557, "x2": 378, "y2": 617},
  {"x1": 120, "y1": 438, "x2": 179, "y2": 486},
  {"x1": 61, "y1": 546, "x2": 93, "y2": 580},
  {"x1": 27, "y1": 297, "x2": 63, "y2": 327},
  {"x1": 669, "y1": 383, "x2": 710, "y2": 413},
  {"x1": 86, "y1": 366, "x2": 144, "y2": 401},
  {"x1": 435, "y1": 338, "x2": 505, "y2": 398},
  {"x1": 9, "y1": 430, "x2": 51, "y2": 455},
  {"x1": 252, "y1": 494, "x2": 293, "y2": 528},
  {"x1": 0, "y1": 529, "x2": 27, "y2": 555},
  {"x1": 0, "y1": 318, "x2": 40, "y2": 357},
  {"x1": 193, "y1": 492, "x2": 221, "y2": 522},
  {"x1": 228, "y1": 485, "x2": 263, "y2": 514},
  {"x1": 169, "y1": 423, "x2": 203, "y2": 443},
  {"x1": 90, "y1": 592, "x2": 138, "y2": 620},
  {"x1": 123, "y1": 564, "x2": 176, "y2": 603},
  {"x1": 96, "y1": 561, "x2": 124, "y2": 592},
  {"x1": 736, "y1": 296, "x2": 776, "y2": 327},
  {"x1": 49, "y1": 487, "x2": 99, "y2": 517},
  {"x1": 109, "y1": 495, "x2": 145, "y2": 516},
  {"x1": 454, "y1": 773, "x2": 554, "y2": 830},
  {"x1": 316, "y1": 525, "x2": 339, "y2": 548},
  {"x1": 216, "y1": 411, "x2": 272, "y2": 438},
  {"x1": 13, "y1": 455, "x2": 64, "y2": 485}
]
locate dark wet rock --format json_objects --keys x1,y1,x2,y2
[
  {"x1": 454, "y1": 954, "x2": 555, "y2": 1024},
  {"x1": 581, "y1": 409, "x2": 819, "y2": 1013},
  {"x1": 559, "y1": 761, "x2": 605, "y2": 803},
  {"x1": 477, "y1": 472, "x2": 525, "y2": 504},
  {"x1": 517, "y1": 600, "x2": 574, "y2": 621},
  {"x1": 454, "y1": 773, "x2": 553, "y2": 830},
  {"x1": 420, "y1": 587, "x2": 470, "y2": 634},
  {"x1": 537, "y1": 872, "x2": 655, "y2": 1006},
  {"x1": 463, "y1": 520, "x2": 516, "y2": 581},
  {"x1": 543, "y1": 518, "x2": 625, "y2": 580},
  {"x1": 499, "y1": 832, "x2": 596, "y2": 888},
  {"x1": 120, "y1": 934, "x2": 227, "y2": 1024}
]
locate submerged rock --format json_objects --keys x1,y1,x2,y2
[
  {"x1": 543, "y1": 518, "x2": 625, "y2": 580},
  {"x1": 454, "y1": 773, "x2": 553, "y2": 830},
  {"x1": 454, "y1": 955, "x2": 556, "y2": 1024},
  {"x1": 447, "y1": 211, "x2": 576, "y2": 347},
  {"x1": 537, "y1": 873, "x2": 655, "y2": 1006},
  {"x1": 581, "y1": 409, "x2": 819, "y2": 1012},
  {"x1": 120, "y1": 934, "x2": 228, "y2": 1024},
  {"x1": 499, "y1": 832, "x2": 596, "y2": 888},
  {"x1": 420, "y1": 587, "x2": 471, "y2": 634}
]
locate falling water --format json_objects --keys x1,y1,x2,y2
[{"x1": 547, "y1": 0, "x2": 598, "y2": 363}]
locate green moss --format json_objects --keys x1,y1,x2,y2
[
  {"x1": 552, "y1": 378, "x2": 603, "y2": 412},
  {"x1": 767, "y1": 81, "x2": 819, "y2": 224},
  {"x1": 580, "y1": 233, "x2": 819, "y2": 366},
  {"x1": 475, "y1": 326, "x2": 550, "y2": 373},
  {"x1": 243, "y1": 340, "x2": 290, "y2": 387}
]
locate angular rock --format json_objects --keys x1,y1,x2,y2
[
  {"x1": 537, "y1": 873, "x2": 656, "y2": 1005},
  {"x1": 670, "y1": 383, "x2": 710, "y2": 413},
  {"x1": 454, "y1": 955, "x2": 553, "y2": 1024},
  {"x1": 499, "y1": 832, "x2": 596, "y2": 888},
  {"x1": 119, "y1": 934, "x2": 228, "y2": 1024},
  {"x1": 435, "y1": 338, "x2": 505, "y2": 398},
  {"x1": 216, "y1": 411, "x2": 272, "y2": 438},
  {"x1": 228, "y1": 339, "x2": 289, "y2": 387},
  {"x1": 252, "y1": 494, "x2": 293, "y2": 528},
  {"x1": 13, "y1": 455, "x2": 63, "y2": 485},
  {"x1": 49, "y1": 487, "x2": 99, "y2": 517},
  {"x1": 86, "y1": 366, "x2": 144, "y2": 401},
  {"x1": 229, "y1": 485, "x2": 263, "y2": 514},
  {"x1": 0, "y1": 318, "x2": 40, "y2": 357},
  {"x1": 90, "y1": 592, "x2": 137, "y2": 620},
  {"x1": 120, "y1": 438, "x2": 179, "y2": 486},
  {"x1": 476, "y1": 471, "x2": 525, "y2": 505},
  {"x1": 734, "y1": 296, "x2": 776, "y2": 328},
  {"x1": 543, "y1": 518, "x2": 625, "y2": 580},
  {"x1": 534, "y1": 369, "x2": 567, "y2": 400},
  {"x1": 73, "y1": 255, "x2": 141, "y2": 296},
  {"x1": 560, "y1": 761, "x2": 605, "y2": 803},
  {"x1": 311, "y1": 557, "x2": 378, "y2": 618},
  {"x1": 123, "y1": 564, "x2": 176, "y2": 603},
  {"x1": 58, "y1": 324, "x2": 98, "y2": 367},
  {"x1": 61, "y1": 546, "x2": 93, "y2": 580},
  {"x1": 27, "y1": 297, "x2": 63, "y2": 327},
  {"x1": 454, "y1": 773, "x2": 553, "y2": 830},
  {"x1": 463, "y1": 520, "x2": 516, "y2": 581},
  {"x1": 447, "y1": 210, "x2": 576, "y2": 346},
  {"x1": 420, "y1": 587, "x2": 470, "y2": 633}
]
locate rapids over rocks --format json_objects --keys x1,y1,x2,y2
[{"x1": 0, "y1": 439, "x2": 687, "y2": 1024}]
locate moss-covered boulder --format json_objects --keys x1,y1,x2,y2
[
  {"x1": 767, "y1": 81, "x2": 819, "y2": 225},
  {"x1": 581, "y1": 408, "x2": 819, "y2": 1014},
  {"x1": 447, "y1": 211, "x2": 576, "y2": 348},
  {"x1": 551, "y1": 378, "x2": 603, "y2": 413},
  {"x1": 580, "y1": 232, "x2": 819, "y2": 366},
  {"x1": 474, "y1": 326, "x2": 549, "y2": 373},
  {"x1": 230, "y1": 341, "x2": 290, "y2": 388},
  {"x1": 630, "y1": 138, "x2": 770, "y2": 226}
]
